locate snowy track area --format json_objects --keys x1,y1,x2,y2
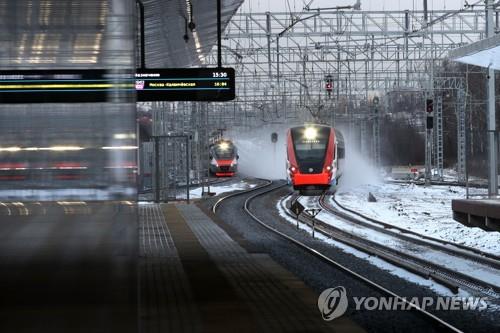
[
  {"x1": 335, "y1": 182, "x2": 500, "y2": 255},
  {"x1": 286, "y1": 194, "x2": 500, "y2": 294},
  {"x1": 187, "y1": 180, "x2": 257, "y2": 198}
]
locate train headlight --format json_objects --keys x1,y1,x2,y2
[
  {"x1": 304, "y1": 127, "x2": 318, "y2": 140},
  {"x1": 326, "y1": 165, "x2": 332, "y2": 172},
  {"x1": 210, "y1": 159, "x2": 218, "y2": 167},
  {"x1": 231, "y1": 158, "x2": 237, "y2": 167},
  {"x1": 219, "y1": 142, "x2": 229, "y2": 151},
  {"x1": 289, "y1": 166, "x2": 297, "y2": 173}
]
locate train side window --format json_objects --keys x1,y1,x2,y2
[{"x1": 338, "y1": 147, "x2": 345, "y2": 159}]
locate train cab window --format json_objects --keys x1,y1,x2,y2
[
  {"x1": 338, "y1": 147, "x2": 345, "y2": 159},
  {"x1": 213, "y1": 143, "x2": 235, "y2": 159},
  {"x1": 291, "y1": 127, "x2": 330, "y2": 163}
]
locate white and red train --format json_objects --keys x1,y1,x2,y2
[
  {"x1": 209, "y1": 140, "x2": 239, "y2": 177},
  {"x1": 286, "y1": 125, "x2": 345, "y2": 195}
]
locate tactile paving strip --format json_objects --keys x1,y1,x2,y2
[
  {"x1": 139, "y1": 204, "x2": 202, "y2": 333},
  {"x1": 176, "y1": 203, "x2": 342, "y2": 333}
]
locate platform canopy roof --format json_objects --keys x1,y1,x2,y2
[
  {"x1": 0, "y1": 0, "x2": 244, "y2": 69},
  {"x1": 143, "y1": 0, "x2": 244, "y2": 67},
  {"x1": 449, "y1": 33, "x2": 500, "y2": 70}
]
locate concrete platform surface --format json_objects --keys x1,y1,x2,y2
[
  {"x1": 139, "y1": 202, "x2": 364, "y2": 333},
  {"x1": 0, "y1": 201, "x2": 138, "y2": 333},
  {"x1": 0, "y1": 200, "x2": 363, "y2": 332}
]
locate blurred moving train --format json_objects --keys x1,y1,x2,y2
[
  {"x1": 209, "y1": 139, "x2": 239, "y2": 177},
  {"x1": 286, "y1": 125, "x2": 345, "y2": 195},
  {"x1": 0, "y1": 105, "x2": 137, "y2": 200}
]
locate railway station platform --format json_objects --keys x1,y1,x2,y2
[
  {"x1": 0, "y1": 199, "x2": 363, "y2": 332},
  {"x1": 452, "y1": 199, "x2": 500, "y2": 232},
  {"x1": 0, "y1": 201, "x2": 138, "y2": 333},
  {"x1": 139, "y1": 202, "x2": 363, "y2": 332}
]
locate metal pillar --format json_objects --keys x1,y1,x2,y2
[
  {"x1": 425, "y1": 127, "x2": 433, "y2": 183},
  {"x1": 404, "y1": 10, "x2": 410, "y2": 85},
  {"x1": 423, "y1": 0, "x2": 428, "y2": 22},
  {"x1": 373, "y1": 106, "x2": 380, "y2": 167},
  {"x1": 217, "y1": 0, "x2": 222, "y2": 67},
  {"x1": 266, "y1": 11, "x2": 272, "y2": 78},
  {"x1": 154, "y1": 137, "x2": 160, "y2": 202},
  {"x1": 276, "y1": 36, "x2": 281, "y2": 87},
  {"x1": 423, "y1": 0, "x2": 433, "y2": 185},
  {"x1": 425, "y1": 93, "x2": 433, "y2": 184},
  {"x1": 435, "y1": 94, "x2": 444, "y2": 180},
  {"x1": 487, "y1": 67, "x2": 498, "y2": 195},
  {"x1": 185, "y1": 135, "x2": 190, "y2": 204},
  {"x1": 487, "y1": 0, "x2": 498, "y2": 196},
  {"x1": 457, "y1": 89, "x2": 467, "y2": 183}
]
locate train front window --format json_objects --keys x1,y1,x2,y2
[
  {"x1": 214, "y1": 145, "x2": 235, "y2": 159},
  {"x1": 291, "y1": 127, "x2": 330, "y2": 166}
]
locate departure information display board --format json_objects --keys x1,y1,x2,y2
[
  {"x1": 0, "y1": 68, "x2": 235, "y2": 103},
  {"x1": 135, "y1": 68, "x2": 235, "y2": 102},
  {"x1": 0, "y1": 70, "x2": 117, "y2": 103}
]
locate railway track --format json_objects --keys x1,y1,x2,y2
[
  {"x1": 212, "y1": 180, "x2": 465, "y2": 333},
  {"x1": 281, "y1": 193, "x2": 500, "y2": 297},
  {"x1": 328, "y1": 194, "x2": 500, "y2": 263},
  {"x1": 140, "y1": 175, "x2": 236, "y2": 195},
  {"x1": 385, "y1": 179, "x2": 489, "y2": 188}
]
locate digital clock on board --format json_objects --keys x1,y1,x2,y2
[{"x1": 212, "y1": 71, "x2": 228, "y2": 78}]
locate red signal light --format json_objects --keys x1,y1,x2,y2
[{"x1": 426, "y1": 99, "x2": 433, "y2": 113}]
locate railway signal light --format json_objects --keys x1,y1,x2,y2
[
  {"x1": 325, "y1": 74, "x2": 333, "y2": 98},
  {"x1": 271, "y1": 132, "x2": 278, "y2": 143},
  {"x1": 426, "y1": 99, "x2": 434, "y2": 113}
]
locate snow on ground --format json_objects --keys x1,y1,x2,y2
[
  {"x1": 139, "y1": 179, "x2": 257, "y2": 201},
  {"x1": 294, "y1": 194, "x2": 500, "y2": 287},
  {"x1": 186, "y1": 180, "x2": 257, "y2": 199},
  {"x1": 335, "y1": 183, "x2": 500, "y2": 255}
]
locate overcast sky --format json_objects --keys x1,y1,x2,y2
[{"x1": 243, "y1": 0, "x2": 467, "y2": 12}]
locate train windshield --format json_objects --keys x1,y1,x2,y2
[
  {"x1": 213, "y1": 142, "x2": 235, "y2": 159},
  {"x1": 291, "y1": 127, "x2": 330, "y2": 168}
]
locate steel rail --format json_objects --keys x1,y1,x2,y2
[
  {"x1": 325, "y1": 194, "x2": 500, "y2": 265},
  {"x1": 284, "y1": 195, "x2": 500, "y2": 295},
  {"x1": 212, "y1": 182, "x2": 464, "y2": 333}
]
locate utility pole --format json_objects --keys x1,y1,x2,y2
[
  {"x1": 373, "y1": 96, "x2": 381, "y2": 168},
  {"x1": 336, "y1": 46, "x2": 341, "y2": 127},
  {"x1": 266, "y1": 12, "x2": 272, "y2": 78},
  {"x1": 486, "y1": 0, "x2": 498, "y2": 196},
  {"x1": 217, "y1": 0, "x2": 222, "y2": 67},
  {"x1": 404, "y1": 10, "x2": 410, "y2": 85},
  {"x1": 423, "y1": 0, "x2": 433, "y2": 185}
]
